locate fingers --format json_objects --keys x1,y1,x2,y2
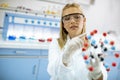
[
  {"x1": 89, "y1": 52, "x2": 105, "y2": 65},
  {"x1": 66, "y1": 33, "x2": 86, "y2": 52},
  {"x1": 71, "y1": 36, "x2": 83, "y2": 47}
]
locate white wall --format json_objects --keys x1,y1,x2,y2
[{"x1": 85, "y1": 0, "x2": 120, "y2": 34}]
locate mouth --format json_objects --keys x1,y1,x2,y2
[{"x1": 70, "y1": 26, "x2": 78, "y2": 30}]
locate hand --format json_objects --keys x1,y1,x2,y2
[
  {"x1": 64, "y1": 33, "x2": 86, "y2": 55},
  {"x1": 88, "y1": 50, "x2": 103, "y2": 79},
  {"x1": 62, "y1": 34, "x2": 86, "y2": 65}
]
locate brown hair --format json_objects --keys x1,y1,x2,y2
[{"x1": 57, "y1": 3, "x2": 87, "y2": 49}]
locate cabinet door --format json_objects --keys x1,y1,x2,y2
[
  {"x1": 0, "y1": 57, "x2": 39, "y2": 80},
  {"x1": 37, "y1": 57, "x2": 50, "y2": 80}
]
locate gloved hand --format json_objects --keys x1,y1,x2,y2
[
  {"x1": 62, "y1": 33, "x2": 86, "y2": 66},
  {"x1": 87, "y1": 47, "x2": 104, "y2": 79}
]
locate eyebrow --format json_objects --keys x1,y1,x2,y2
[{"x1": 62, "y1": 13, "x2": 85, "y2": 18}]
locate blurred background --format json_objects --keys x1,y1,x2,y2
[{"x1": 0, "y1": 0, "x2": 120, "y2": 80}]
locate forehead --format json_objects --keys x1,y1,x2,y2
[{"x1": 62, "y1": 7, "x2": 82, "y2": 16}]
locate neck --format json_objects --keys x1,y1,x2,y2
[{"x1": 69, "y1": 33, "x2": 80, "y2": 39}]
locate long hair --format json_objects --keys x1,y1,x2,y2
[{"x1": 57, "y1": 3, "x2": 86, "y2": 49}]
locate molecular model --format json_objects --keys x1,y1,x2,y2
[{"x1": 81, "y1": 29, "x2": 120, "y2": 72}]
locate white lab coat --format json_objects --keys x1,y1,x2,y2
[{"x1": 47, "y1": 36, "x2": 107, "y2": 80}]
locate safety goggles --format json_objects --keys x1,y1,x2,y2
[{"x1": 62, "y1": 13, "x2": 85, "y2": 23}]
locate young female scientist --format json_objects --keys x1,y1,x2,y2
[{"x1": 47, "y1": 3, "x2": 107, "y2": 80}]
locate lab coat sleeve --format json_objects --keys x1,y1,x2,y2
[{"x1": 47, "y1": 39, "x2": 75, "y2": 80}]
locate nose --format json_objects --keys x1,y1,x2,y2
[{"x1": 69, "y1": 17, "x2": 76, "y2": 23}]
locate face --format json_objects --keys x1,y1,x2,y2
[{"x1": 62, "y1": 7, "x2": 86, "y2": 38}]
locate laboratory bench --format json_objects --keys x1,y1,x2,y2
[
  {"x1": 0, "y1": 40, "x2": 50, "y2": 80},
  {"x1": 0, "y1": 40, "x2": 120, "y2": 80}
]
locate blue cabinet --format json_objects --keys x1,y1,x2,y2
[
  {"x1": 0, "y1": 58, "x2": 39, "y2": 80},
  {"x1": 0, "y1": 48, "x2": 50, "y2": 80},
  {"x1": 37, "y1": 58, "x2": 50, "y2": 80},
  {"x1": 0, "y1": 48, "x2": 41, "y2": 56},
  {"x1": 37, "y1": 50, "x2": 50, "y2": 80}
]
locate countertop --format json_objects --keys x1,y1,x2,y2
[{"x1": 0, "y1": 40, "x2": 50, "y2": 49}]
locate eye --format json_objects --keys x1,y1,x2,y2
[
  {"x1": 63, "y1": 16, "x2": 70, "y2": 21},
  {"x1": 73, "y1": 15, "x2": 81, "y2": 19}
]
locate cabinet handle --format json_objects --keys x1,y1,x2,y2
[
  {"x1": 15, "y1": 51, "x2": 26, "y2": 54},
  {"x1": 32, "y1": 65, "x2": 37, "y2": 75}
]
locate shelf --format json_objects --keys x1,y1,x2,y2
[
  {"x1": 37, "y1": 0, "x2": 66, "y2": 5},
  {"x1": 37, "y1": 0, "x2": 94, "y2": 6},
  {"x1": 0, "y1": 6, "x2": 60, "y2": 17},
  {"x1": 2, "y1": 12, "x2": 60, "y2": 42}
]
